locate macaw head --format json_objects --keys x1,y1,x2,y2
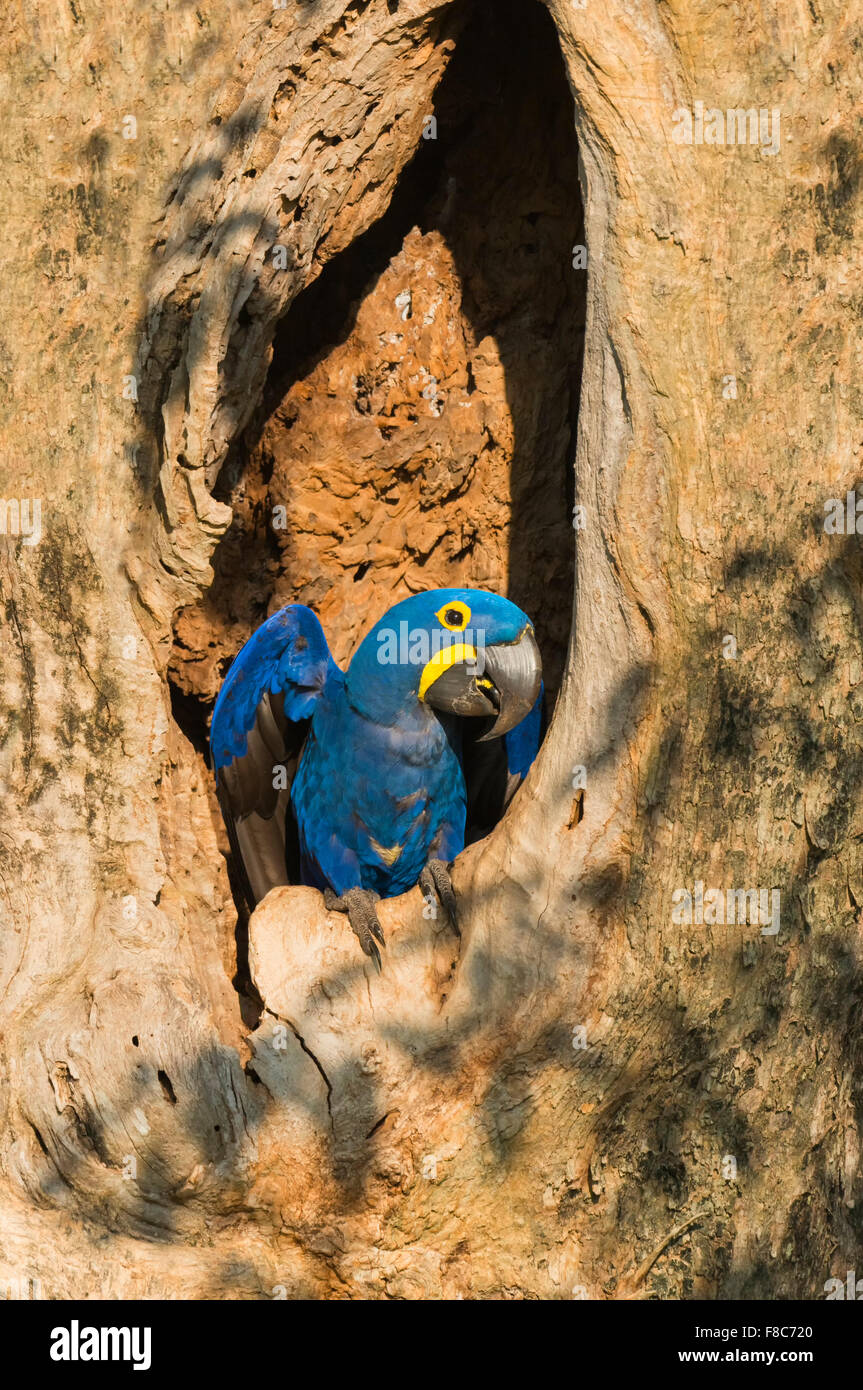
[{"x1": 347, "y1": 588, "x2": 542, "y2": 738}]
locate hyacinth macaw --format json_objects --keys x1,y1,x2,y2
[{"x1": 210, "y1": 589, "x2": 543, "y2": 967}]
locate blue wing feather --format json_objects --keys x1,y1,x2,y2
[
  {"x1": 211, "y1": 604, "x2": 338, "y2": 774},
  {"x1": 210, "y1": 604, "x2": 341, "y2": 906}
]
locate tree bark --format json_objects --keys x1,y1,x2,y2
[{"x1": 1, "y1": 0, "x2": 861, "y2": 1300}]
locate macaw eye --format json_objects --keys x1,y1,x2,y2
[{"x1": 436, "y1": 600, "x2": 471, "y2": 631}]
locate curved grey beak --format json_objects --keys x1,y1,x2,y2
[
  {"x1": 424, "y1": 626, "x2": 542, "y2": 740},
  {"x1": 477, "y1": 626, "x2": 542, "y2": 740}
]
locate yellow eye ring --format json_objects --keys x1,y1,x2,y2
[{"x1": 435, "y1": 600, "x2": 471, "y2": 631}]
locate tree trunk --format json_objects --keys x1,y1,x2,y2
[{"x1": 2, "y1": 0, "x2": 860, "y2": 1300}]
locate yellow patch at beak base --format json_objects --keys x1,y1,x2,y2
[{"x1": 418, "y1": 643, "x2": 478, "y2": 701}]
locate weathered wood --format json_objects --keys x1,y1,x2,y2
[{"x1": 1, "y1": 0, "x2": 861, "y2": 1299}]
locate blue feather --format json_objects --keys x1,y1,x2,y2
[{"x1": 211, "y1": 604, "x2": 338, "y2": 773}]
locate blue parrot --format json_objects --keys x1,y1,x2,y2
[{"x1": 210, "y1": 589, "x2": 543, "y2": 966}]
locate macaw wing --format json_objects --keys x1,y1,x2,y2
[
  {"x1": 462, "y1": 685, "x2": 544, "y2": 845},
  {"x1": 210, "y1": 604, "x2": 340, "y2": 908}
]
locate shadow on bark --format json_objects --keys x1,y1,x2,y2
[{"x1": 74, "y1": 0, "x2": 863, "y2": 1302}]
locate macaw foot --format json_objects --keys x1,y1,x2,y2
[
  {"x1": 419, "y1": 858, "x2": 459, "y2": 932},
  {"x1": 323, "y1": 886, "x2": 385, "y2": 971}
]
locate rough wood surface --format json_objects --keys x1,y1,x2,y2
[{"x1": 1, "y1": 0, "x2": 861, "y2": 1299}]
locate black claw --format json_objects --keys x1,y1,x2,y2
[
  {"x1": 419, "y1": 858, "x2": 459, "y2": 931},
  {"x1": 323, "y1": 886, "x2": 385, "y2": 969}
]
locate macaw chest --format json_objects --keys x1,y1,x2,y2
[{"x1": 292, "y1": 698, "x2": 466, "y2": 879}]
